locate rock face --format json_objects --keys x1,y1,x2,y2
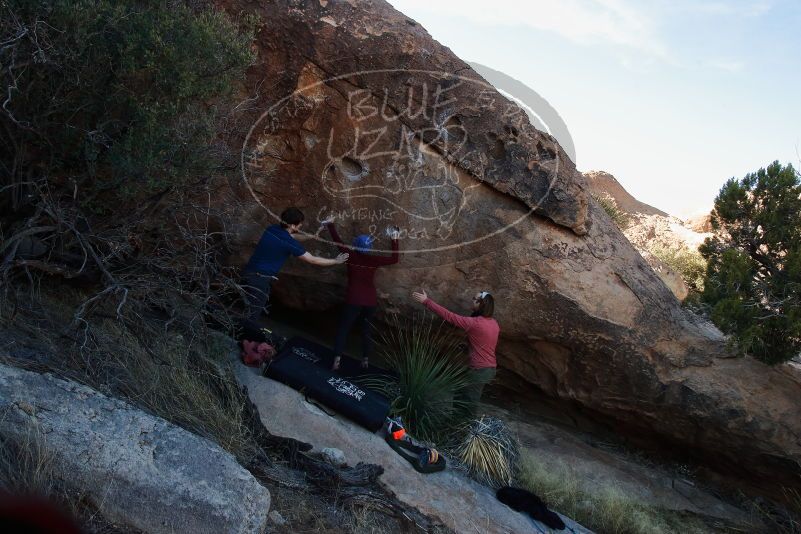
[
  {"x1": 685, "y1": 213, "x2": 713, "y2": 233},
  {"x1": 232, "y1": 357, "x2": 592, "y2": 534},
  {"x1": 0, "y1": 364, "x2": 270, "y2": 534},
  {"x1": 217, "y1": 0, "x2": 801, "y2": 489}
]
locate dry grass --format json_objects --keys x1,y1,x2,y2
[
  {"x1": 0, "y1": 285, "x2": 258, "y2": 464},
  {"x1": 747, "y1": 487, "x2": 801, "y2": 533},
  {"x1": 0, "y1": 418, "x2": 130, "y2": 533},
  {"x1": 787, "y1": 488, "x2": 801, "y2": 529},
  {"x1": 0, "y1": 419, "x2": 56, "y2": 498},
  {"x1": 516, "y1": 449, "x2": 713, "y2": 534},
  {"x1": 85, "y1": 319, "x2": 258, "y2": 463}
]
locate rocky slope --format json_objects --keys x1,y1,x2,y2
[
  {"x1": 584, "y1": 170, "x2": 668, "y2": 217},
  {"x1": 216, "y1": 0, "x2": 801, "y2": 491},
  {"x1": 584, "y1": 169, "x2": 711, "y2": 300}
]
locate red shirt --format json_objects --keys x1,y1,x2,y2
[
  {"x1": 327, "y1": 223, "x2": 399, "y2": 306},
  {"x1": 424, "y1": 298, "x2": 499, "y2": 369}
]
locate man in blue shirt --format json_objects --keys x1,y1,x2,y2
[{"x1": 243, "y1": 207, "x2": 348, "y2": 321}]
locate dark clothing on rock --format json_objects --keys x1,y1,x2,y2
[{"x1": 496, "y1": 486, "x2": 565, "y2": 530}]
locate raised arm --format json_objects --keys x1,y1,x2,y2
[
  {"x1": 412, "y1": 290, "x2": 474, "y2": 331},
  {"x1": 370, "y1": 238, "x2": 399, "y2": 266},
  {"x1": 325, "y1": 222, "x2": 349, "y2": 253}
]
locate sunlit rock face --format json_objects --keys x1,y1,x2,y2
[{"x1": 215, "y1": 0, "x2": 801, "y2": 489}]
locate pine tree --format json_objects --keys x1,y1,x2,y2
[{"x1": 700, "y1": 161, "x2": 801, "y2": 364}]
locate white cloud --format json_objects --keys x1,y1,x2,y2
[
  {"x1": 679, "y1": 1, "x2": 772, "y2": 17},
  {"x1": 389, "y1": 0, "x2": 670, "y2": 60},
  {"x1": 707, "y1": 59, "x2": 746, "y2": 72}
]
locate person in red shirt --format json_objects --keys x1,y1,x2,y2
[
  {"x1": 324, "y1": 217, "x2": 400, "y2": 370},
  {"x1": 412, "y1": 289, "x2": 499, "y2": 411}
]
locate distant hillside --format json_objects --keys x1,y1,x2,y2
[
  {"x1": 583, "y1": 169, "x2": 712, "y2": 301},
  {"x1": 584, "y1": 170, "x2": 668, "y2": 217}
]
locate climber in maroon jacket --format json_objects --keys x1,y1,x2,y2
[{"x1": 323, "y1": 215, "x2": 400, "y2": 370}]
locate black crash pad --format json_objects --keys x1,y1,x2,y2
[{"x1": 264, "y1": 337, "x2": 391, "y2": 432}]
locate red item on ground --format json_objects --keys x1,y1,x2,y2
[
  {"x1": 241, "y1": 340, "x2": 276, "y2": 366},
  {"x1": 326, "y1": 223, "x2": 399, "y2": 306},
  {"x1": 423, "y1": 297, "x2": 500, "y2": 369}
]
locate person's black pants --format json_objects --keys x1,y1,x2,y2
[
  {"x1": 334, "y1": 304, "x2": 376, "y2": 360},
  {"x1": 242, "y1": 271, "x2": 272, "y2": 322}
]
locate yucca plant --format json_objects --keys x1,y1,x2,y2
[
  {"x1": 360, "y1": 314, "x2": 472, "y2": 442},
  {"x1": 453, "y1": 416, "x2": 519, "y2": 487}
]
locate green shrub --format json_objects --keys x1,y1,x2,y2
[
  {"x1": 0, "y1": 0, "x2": 256, "y2": 338},
  {"x1": 0, "y1": 0, "x2": 255, "y2": 202},
  {"x1": 700, "y1": 161, "x2": 801, "y2": 364},
  {"x1": 594, "y1": 194, "x2": 632, "y2": 229},
  {"x1": 361, "y1": 315, "x2": 472, "y2": 442},
  {"x1": 647, "y1": 243, "x2": 707, "y2": 292}
]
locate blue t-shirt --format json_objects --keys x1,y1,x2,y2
[{"x1": 245, "y1": 224, "x2": 306, "y2": 275}]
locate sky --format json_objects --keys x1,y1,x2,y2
[{"x1": 387, "y1": 0, "x2": 801, "y2": 218}]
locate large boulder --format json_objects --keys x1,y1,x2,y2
[
  {"x1": 216, "y1": 0, "x2": 801, "y2": 490},
  {"x1": 0, "y1": 363, "x2": 270, "y2": 534}
]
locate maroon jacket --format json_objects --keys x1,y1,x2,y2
[{"x1": 327, "y1": 223, "x2": 399, "y2": 306}]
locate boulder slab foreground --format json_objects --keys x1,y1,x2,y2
[
  {"x1": 0, "y1": 363, "x2": 270, "y2": 534},
  {"x1": 233, "y1": 357, "x2": 592, "y2": 534}
]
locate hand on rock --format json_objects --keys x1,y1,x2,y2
[
  {"x1": 335, "y1": 253, "x2": 349, "y2": 264},
  {"x1": 412, "y1": 289, "x2": 428, "y2": 304},
  {"x1": 320, "y1": 214, "x2": 335, "y2": 226},
  {"x1": 386, "y1": 225, "x2": 400, "y2": 240}
]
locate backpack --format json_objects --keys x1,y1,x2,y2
[
  {"x1": 384, "y1": 419, "x2": 446, "y2": 474},
  {"x1": 241, "y1": 340, "x2": 276, "y2": 367}
]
